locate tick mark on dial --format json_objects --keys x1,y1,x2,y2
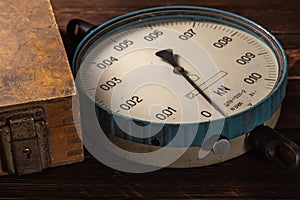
[
  {"x1": 265, "y1": 78, "x2": 276, "y2": 81},
  {"x1": 231, "y1": 31, "x2": 238, "y2": 37},
  {"x1": 258, "y1": 52, "x2": 268, "y2": 56}
]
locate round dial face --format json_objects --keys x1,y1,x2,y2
[{"x1": 76, "y1": 12, "x2": 283, "y2": 124}]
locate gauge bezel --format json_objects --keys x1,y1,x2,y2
[{"x1": 72, "y1": 6, "x2": 287, "y2": 146}]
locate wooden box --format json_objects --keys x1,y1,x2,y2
[{"x1": 0, "y1": 0, "x2": 84, "y2": 175}]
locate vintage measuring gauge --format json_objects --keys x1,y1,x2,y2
[{"x1": 68, "y1": 6, "x2": 299, "y2": 170}]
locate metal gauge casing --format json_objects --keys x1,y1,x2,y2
[{"x1": 73, "y1": 6, "x2": 287, "y2": 149}]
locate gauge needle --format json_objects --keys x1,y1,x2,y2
[{"x1": 155, "y1": 49, "x2": 226, "y2": 116}]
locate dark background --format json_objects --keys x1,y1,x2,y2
[{"x1": 0, "y1": 0, "x2": 300, "y2": 199}]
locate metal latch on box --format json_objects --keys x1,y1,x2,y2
[{"x1": 0, "y1": 107, "x2": 50, "y2": 175}]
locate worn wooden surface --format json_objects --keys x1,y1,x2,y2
[
  {"x1": 0, "y1": 0, "x2": 74, "y2": 107},
  {"x1": 0, "y1": 0, "x2": 299, "y2": 199},
  {"x1": 0, "y1": 0, "x2": 83, "y2": 176}
]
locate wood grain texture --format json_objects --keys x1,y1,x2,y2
[{"x1": 0, "y1": 0, "x2": 299, "y2": 199}]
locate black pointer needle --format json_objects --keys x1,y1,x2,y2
[{"x1": 155, "y1": 49, "x2": 226, "y2": 116}]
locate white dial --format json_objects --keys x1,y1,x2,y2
[{"x1": 78, "y1": 20, "x2": 280, "y2": 124}]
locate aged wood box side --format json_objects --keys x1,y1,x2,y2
[{"x1": 0, "y1": 0, "x2": 83, "y2": 175}]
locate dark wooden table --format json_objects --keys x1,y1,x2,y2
[{"x1": 1, "y1": 0, "x2": 300, "y2": 199}]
